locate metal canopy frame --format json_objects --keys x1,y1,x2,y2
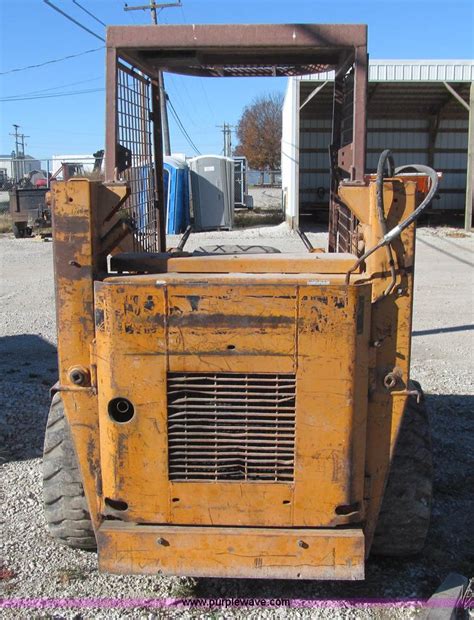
[{"x1": 105, "y1": 24, "x2": 368, "y2": 251}]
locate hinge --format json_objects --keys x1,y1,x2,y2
[{"x1": 364, "y1": 474, "x2": 371, "y2": 501}]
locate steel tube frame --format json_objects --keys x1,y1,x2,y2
[{"x1": 104, "y1": 24, "x2": 368, "y2": 249}]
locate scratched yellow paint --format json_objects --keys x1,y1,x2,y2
[
  {"x1": 98, "y1": 523, "x2": 365, "y2": 580},
  {"x1": 51, "y1": 176, "x2": 423, "y2": 576}
]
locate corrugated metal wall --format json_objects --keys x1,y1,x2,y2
[
  {"x1": 299, "y1": 118, "x2": 331, "y2": 209},
  {"x1": 299, "y1": 115, "x2": 469, "y2": 212}
]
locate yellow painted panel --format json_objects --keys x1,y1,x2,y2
[
  {"x1": 293, "y1": 285, "x2": 369, "y2": 525},
  {"x1": 98, "y1": 523, "x2": 365, "y2": 580}
]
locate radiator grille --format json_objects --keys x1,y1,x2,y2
[{"x1": 167, "y1": 373, "x2": 296, "y2": 482}]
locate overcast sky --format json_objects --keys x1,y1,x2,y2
[{"x1": 1, "y1": 0, "x2": 473, "y2": 162}]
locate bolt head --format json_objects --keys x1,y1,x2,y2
[{"x1": 68, "y1": 366, "x2": 89, "y2": 386}]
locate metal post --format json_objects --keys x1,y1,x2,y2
[
  {"x1": 465, "y1": 81, "x2": 474, "y2": 231},
  {"x1": 105, "y1": 46, "x2": 118, "y2": 181},
  {"x1": 158, "y1": 71, "x2": 171, "y2": 156},
  {"x1": 352, "y1": 45, "x2": 368, "y2": 182}
]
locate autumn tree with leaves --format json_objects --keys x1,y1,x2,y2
[{"x1": 234, "y1": 93, "x2": 283, "y2": 177}]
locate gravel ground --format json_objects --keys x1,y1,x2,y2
[{"x1": 1, "y1": 225, "x2": 473, "y2": 619}]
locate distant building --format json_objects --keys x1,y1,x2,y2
[
  {"x1": 0, "y1": 153, "x2": 43, "y2": 181},
  {"x1": 282, "y1": 59, "x2": 474, "y2": 229}
]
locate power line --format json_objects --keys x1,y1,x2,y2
[
  {"x1": 43, "y1": 0, "x2": 105, "y2": 42},
  {"x1": 0, "y1": 47, "x2": 103, "y2": 76},
  {"x1": 2, "y1": 77, "x2": 103, "y2": 100},
  {"x1": 1, "y1": 88, "x2": 104, "y2": 103},
  {"x1": 168, "y1": 99, "x2": 201, "y2": 155},
  {"x1": 123, "y1": 1, "x2": 181, "y2": 157},
  {"x1": 178, "y1": 2, "x2": 215, "y2": 119},
  {"x1": 72, "y1": 0, "x2": 107, "y2": 27}
]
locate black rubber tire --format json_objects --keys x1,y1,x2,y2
[
  {"x1": 42, "y1": 394, "x2": 97, "y2": 549},
  {"x1": 371, "y1": 381, "x2": 433, "y2": 556},
  {"x1": 12, "y1": 222, "x2": 25, "y2": 238}
]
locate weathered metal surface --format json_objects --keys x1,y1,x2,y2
[
  {"x1": 339, "y1": 178, "x2": 419, "y2": 553},
  {"x1": 98, "y1": 523, "x2": 365, "y2": 580},
  {"x1": 105, "y1": 23, "x2": 368, "y2": 249},
  {"x1": 9, "y1": 187, "x2": 49, "y2": 225},
  {"x1": 94, "y1": 277, "x2": 370, "y2": 528},
  {"x1": 165, "y1": 253, "x2": 359, "y2": 274},
  {"x1": 107, "y1": 23, "x2": 367, "y2": 55},
  {"x1": 52, "y1": 178, "x2": 135, "y2": 531},
  {"x1": 52, "y1": 174, "x2": 424, "y2": 576},
  {"x1": 167, "y1": 372, "x2": 297, "y2": 483},
  {"x1": 51, "y1": 18, "x2": 429, "y2": 577},
  {"x1": 109, "y1": 252, "x2": 360, "y2": 273}
]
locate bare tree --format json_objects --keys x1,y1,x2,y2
[{"x1": 234, "y1": 92, "x2": 283, "y2": 182}]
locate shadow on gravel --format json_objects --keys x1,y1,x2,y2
[
  {"x1": 196, "y1": 392, "x2": 474, "y2": 601},
  {"x1": 0, "y1": 334, "x2": 57, "y2": 463}
]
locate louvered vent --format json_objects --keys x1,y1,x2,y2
[{"x1": 167, "y1": 373, "x2": 296, "y2": 482}]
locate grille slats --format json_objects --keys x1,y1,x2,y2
[{"x1": 167, "y1": 373, "x2": 296, "y2": 482}]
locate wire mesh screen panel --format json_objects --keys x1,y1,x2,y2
[
  {"x1": 341, "y1": 69, "x2": 355, "y2": 149},
  {"x1": 117, "y1": 61, "x2": 159, "y2": 252},
  {"x1": 167, "y1": 373, "x2": 296, "y2": 482}
]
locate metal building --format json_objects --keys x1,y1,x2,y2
[{"x1": 282, "y1": 60, "x2": 474, "y2": 230}]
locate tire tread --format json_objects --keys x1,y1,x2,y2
[{"x1": 42, "y1": 395, "x2": 97, "y2": 550}]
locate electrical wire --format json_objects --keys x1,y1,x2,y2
[
  {"x1": 43, "y1": 0, "x2": 105, "y2": 42},
  {"x1": 1, "y1": 88, "x2": 104, "y2": 102},
  {"x1": 2, "y1": 77, "x2": 103, "y2": 100},
  {"x1": 72, "y1": 0, "x2": 107, "y2": 27},
  {"x1": 168, "y1": 98, "x2": 201, "y2": 155},
  {"x1": 178, "y1": 2, "x2": 216, "y2": 119},
  {"x1": 0, "y1": 47, "x2": 103, "y2": 75}
]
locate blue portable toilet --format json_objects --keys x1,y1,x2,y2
[{"x1": 164, "y1": 156, "x2": 190, "y2": 234}]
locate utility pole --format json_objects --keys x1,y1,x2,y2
[
  {"x1": 19, "y1": 133, "x2": 29, "y2": 157},
  {"x1": 9, "y1": 124, "x2": 21, "y2": 181},
  {"x1": 124, "y1": 1, "x2": 181, "y2": 156},
  {"x1": 217, "y1": 123, "x2": 235, "y2": 157},
  {"x1": 10, "y1": 124, "x2": 20, "y2": 158},
  {"x1": 19, "y1": 132, "x2": 29, "y2": 179}
]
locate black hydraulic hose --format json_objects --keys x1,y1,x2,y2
[
  {"x1": 392, "y1": 164, "x2": 439, "y2": 229},
  {"x1": 376, "y1": 150, "x2": 397, "y2": 296},
  {"x1": 176, "y1": 224, "x2": 192, "y2": 252},
  {"x1": 345, "y1": 162, "x2": 439, "y2": 286},
  {"x1": 295, "y1": 226, "x2": 314, "y2": 252}
]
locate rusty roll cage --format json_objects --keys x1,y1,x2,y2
[{"x1": 104, "y1": 24, "x2": 368, "y2": 253}]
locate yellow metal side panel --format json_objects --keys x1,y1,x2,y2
[
  {"x1": 53, "y1": 180, "x2": 96, "y2": 383},
  {"x1": 98, "y1": 523, "x2": 365, "y2": 580},
  {"x1": 293, "y1": 285, "x2": 370, "y2": 526},
  {"x1": 340, "y1": 181, "x2": 418, "y2": 552},
  {"x1": 95, "y1": 282, "x2": 170, "y2": 523},
  {"x1": 52, "y1": 179, "x2": 102, "y2": 529}
]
